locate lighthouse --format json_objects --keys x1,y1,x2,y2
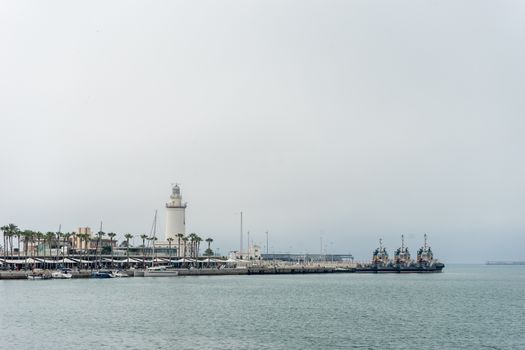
[{"x1": 165, "y1": 184, "x2": 187, "y2": 241}]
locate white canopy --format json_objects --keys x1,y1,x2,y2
[
  {"x1": 175, "y1": 258, "x2": 195, "y2": 263},
  {"x1": 3, "y1": 259, "x2": 28, "y2": 264},
  {"x1": 70, "y1": 258, "x2": 95, "y2": 264},
  {"x1": 39, "y1": 259, "x2": 58, "y2": 264}
]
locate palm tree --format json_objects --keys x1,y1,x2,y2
[
  {"x1": 45, "y1": 232, "x2": 55, "y2": 257},
  {"x1": 205, "y1": 238, "x2": 214, "y2": 256},
  {"x1": 35, "y1": 231, "x2": 44, "y2": 258},
  {"x1": 188, "y1": 233, "x2": 197, "y2": 258},
  {"x1": 176, "y1": 233, "x2": 184, "y2": 258},
  {"x1": 62, "y1": 233, "x2": 72, "y2": 266},
  {"x1": 43, "y1": 232, "x2": 55, "y2": 269},
  {"x1": 8, "y1": 230, "x2": 14, "y2": 257},
  {"x1": 71, "y1": 231, "x2": 77, "y2": 255},
  {"x1": 195, "y1": 235, "x2": 202, "y2": 259},
  {"x1": 187, "y1": 233, "x2": 202, "y2": 259},
  {"x1": 29, "y1": 232, "x2": 36, "y2": 269},
  {"x1": 182, "y1": 236, "x2": 189, "y2": 258},
  {"x1": 167, "y1": 237, "x2": 174, "y2": 262},
  {"x1": 124, "y1": 234, "x2": 133, "y2": 266},
  {"x1": 19, "y1": 230, "x2": 34, "y2": 269},
  {"x1": 95, "y1": 231, "x2": 105, "y2": 268},
  {"x1": 55, "y1": 231, "x2": 62, "y2": 263},
  {"x1": 140, "y1": 234, "x2": 148, "y2": 268},
  {"x1": 15, "y1": 227, "x2": 22, "y2": 258},
  {"x1": 3, "y1": 224, "x2": 19, "y2": 257},
  {"x1": 107, "y1": 232, "x2": 116, "y2": 268},
  {"x1": 1, "y1": 225, "x2": 9, "y2": 261}
]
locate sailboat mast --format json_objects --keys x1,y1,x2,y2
[{"x1": 151, "y1": 210, "x2": 157, "y2": 266}]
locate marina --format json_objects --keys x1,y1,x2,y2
[
  {"x1": 1, "y1": 185, "x2": 444, "y2": 280},
  {"x1": 0, "y1": 235, "x2": 444, "y2": 279}
]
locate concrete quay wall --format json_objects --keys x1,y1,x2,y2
[{"x1": 0, "y1": 266, "x2": 347, "y2": 279}]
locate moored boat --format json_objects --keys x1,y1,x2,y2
[
  {"x1": 143, "y1": 266, "x2": 179, "y2": 277},
  {"x1": 356, "y1": 235, "x2": 444, "y2": 273},
  {"x1": 27, "y1": 272, "x2": 51, "y2": 280},
  {"x1": 111, "y1": 270, "x2": 129, "y2": 278},
  {"x1": 51, "y1": 269, "x2": 73, "y2": 279},
  {"x1": 91, "y1": 270, "x2": 114, "y2": 278}
]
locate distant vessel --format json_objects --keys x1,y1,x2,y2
[
  {"x1": 27, "y1": 271, "x2": 51, "y2": 280},
  {"x1": 143, "y1": 266, "x2": 179, "y2": 277},
  {"x1": 111, "y1": 270, "x2": 129, "y2": 278},
  {"x1": 358, "y1": 234, "x2": 444, "y2": 273},
  {"x1": 486, "y1": 261, "x2": 525, "y2": 265},
  {"x1": 51, "y1": 269, "x2": 72, "y2": 279},
  {"x1": 91, "y1": 270, "x2": 114, "y2": 278}
]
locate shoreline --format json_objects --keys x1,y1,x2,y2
[{"x1": 0, "y1": 265, "x2": 444, "y2": 280}]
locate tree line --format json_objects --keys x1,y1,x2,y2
[{"x1": 1, "y1": 224, "x2": 215, "y2": 262}]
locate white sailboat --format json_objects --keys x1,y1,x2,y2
[
  {"x1": 51, "y1": 269, "x2": 72, "y2": 279},
  {"x1": 143, "y1": 210, "x2": 179, "y2": 277},
  {"x1": 143, "y1": 265, "x2": 179, "y2": 277}
]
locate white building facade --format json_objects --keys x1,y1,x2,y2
[{"x1": 165, "y1": 184, "x2": 187, "y2": 242}]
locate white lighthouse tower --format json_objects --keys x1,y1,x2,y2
[{"x1": 165, "y1": 184, "x2": 187, "y2": 241}]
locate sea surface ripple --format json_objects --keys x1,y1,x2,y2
[{"x1": 1, "y1": 265, "x2": 524, "y2": 349}]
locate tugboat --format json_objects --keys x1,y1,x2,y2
[
  {"x1": 357, "y1": 235, "x2": 444, "y2": 273},
  {"x1": 393, "y1": 234, "x2": 411, "y2": 268},
  {"x1": 370, "y1": 238, "x2": 393, "y2": 272},
  {"x1": 415, "y1": 234, "x2": 444, "y2": 272}
]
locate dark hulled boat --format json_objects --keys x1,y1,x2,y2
[{"x1": 356, "y1": 234, "x2": 444, "y2": 273}]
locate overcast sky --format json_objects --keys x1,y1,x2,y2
[{"x1": 1, "y1": 1, "x2": 524, "y2": 263}]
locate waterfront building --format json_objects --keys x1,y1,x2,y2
[
  {"x1": 232, "y1": 245, "x2": 262, "y2": 260},
  {"x1": 72, "y1": 227, "x2": 92, "y2": 251},
  {"x1": 248, "y1": 244, "x2": 262, "y2": 260},
  {"x1": 70, "y1": 227, "x2": 116, "y2": 254}
]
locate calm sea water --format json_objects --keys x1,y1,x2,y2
[{"x1": 1, "y1": 265, "x2": 524, "y2": 350}]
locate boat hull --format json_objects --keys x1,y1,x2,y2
[
  {"x1": 355, "y1": 263, "x2": 445, "y2": 273},
  {"x1": 52, "y1": 272, "x2": 72, "y2": 279},
  {"x1": 143, "y1": 270, "x2": 179, "y2": 277},
  {"x1": 91, "y1": 272, "x2": 113, "y2": 278},
  {"x1": 27, "y1": 275, "x2": 51, "y2": 280}
]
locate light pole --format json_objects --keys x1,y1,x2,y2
[
  {"x1": 266, "y1": 231, "x2": 268, "y2": 255},
  {"x1": 240, "y1": 212, "x2": 243, "y2": 259}
]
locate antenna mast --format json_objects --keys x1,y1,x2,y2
[{"x1": 266, "y1": 231, "x2": 269, "y2": 255}]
